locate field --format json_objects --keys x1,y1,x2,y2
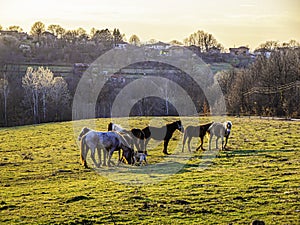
[{"x1": 0, "y1": 117, "x2": 299, "y2": 224}]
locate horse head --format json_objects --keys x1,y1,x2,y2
[
  {"x1": 176, "y1": 120, "x2": 184, "y2": 133},
  {"x1": 78, "y1": 127, "x2": 91, "y2": 141},
  {"x1": 224, "y1": 121, "x2": 232, "y2": 136}
]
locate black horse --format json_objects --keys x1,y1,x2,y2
[
  {"x1": 182, "y1": 122, "x2": 213, "y2": 152},
  {"x1": 140, "y1": 120, "x2": 184, "y2": 155}
]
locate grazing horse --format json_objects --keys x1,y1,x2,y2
[
  {"x1": 108, "y1": 122, "x2": 145, "y2": 153},
  {"x1": 207, "y1": 121, "x2": 232, "y2": 150},
  {"x1": 182, "y1": 122, "x2": 213, "y2": 152},
  {"x1": 142, "y1": 120, "x2": 184, "y2": 155},
  {"x1": 78, "y1": 127, "x2": 134, "y2": 167}
]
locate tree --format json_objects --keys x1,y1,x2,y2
[
  {"x1": 92, "y1": 29, "x2": 113, "y2": 48},
  {"x1": 30, "y1": 21, "x2": 46, "y2": 42},
  {"x1": 50, "y1": 77, "x2": 71, "y2": 121},
  {"x1": 129, "y1": 34, "x2": 140, "y2": 46},
  {"x1": 170, "y1": 40, "x2": 183, "y2": 46},
  {"x1": 22, "y1": 67, "x2": 54, "y2": 123},
  {"x1": 47, "y1": 24, "x2": 65, "y2": 38},
  {"x1": 256, "y1": 40, "x2": 279, "y2": 51},
  {"x1": 0, "y1": 71, "x2": 10, "y2": 125},
  {"x1": 8, "y1": 25, "x2": 23, "y2": 32},
  {"x1": 113, "y1": 28, "x2": 123, "y2": 46},
  {"x1": 0, "y1": 25, "x2": 2, "y2": 31},
  {"x1": 184, "y1": 30, "x2": 222, "y2": 52}
]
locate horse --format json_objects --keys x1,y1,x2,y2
[
  {"x1": 207, "y1": 121, "x2": 232, "y2": 150},
  {"x1": 108, "y1": 122, "x2": 145, "y2": 153},
  {"x1": 142, "y1": 120, "x2": 184, "y2": 155},
  {"x1": 78, "y1": 127, "x2": 134, "y2": 167},
  {"x1": 108, "y1": 122, "x2": 127, "y2": 133},
  {"x1": 78, "y1": 127, "x2": 102, "y2": 168},
  {"x1": 182, "y1": 122, "x2": 213, "y2": 152}
]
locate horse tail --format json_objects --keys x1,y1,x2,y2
[
  {"x1": 206, "y1": 122, "x2": 214, "y2": 139},
  {"x1": 80, "y1": 136, "x2": 87, "y2": 167},
  {"x1": 108, "y1": 122, "x2": 113, "y2": 131}
]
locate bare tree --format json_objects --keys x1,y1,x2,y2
[
  {"x1": 184, "y1": 30, "x2": 223, "y2": 52},
  {"x1": 22, "y1": 67, "x2": 56, "y2": 123},
  {"x1": 47, "y1": 24, "x2": 65, "y2": 38},
  {"x1": 129, "y1": 34, "x2": 141, "y2": 46},
  {"x1": 0, "y1": 71, "x2": 10, "y2": 125},
  {"x1": 30, "y1": 21, "x2": 46, "y2": 43},
  {"x1": 22, "y1": 67, "x2": 40, "y2": 123},
  {"x1": 49, "y1": 77, "x2": 71, "y2": 121}
]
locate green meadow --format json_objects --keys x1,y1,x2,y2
[{"x1": 0, "y1": 117, "x2": 299, "y2": 224}]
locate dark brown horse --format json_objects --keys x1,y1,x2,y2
[
  {"x1": 141, "y1": 120, "x2": 184, "y2": 155},
  {"x1": 182, "y1": 122, "x2": 213, "y2": 152}
]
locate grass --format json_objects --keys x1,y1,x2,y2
[{"x1": 0, "y1": 117, "x2": 299, "y2": 224}]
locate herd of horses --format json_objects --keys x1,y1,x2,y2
[{"x1": 78, "y1": 120, "x2": 232, "y2": 168}]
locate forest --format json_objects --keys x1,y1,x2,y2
[{"x1": 0, "y1": 21, "x2": 299, "y2": 126}]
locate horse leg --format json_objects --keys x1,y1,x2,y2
[
  {"x1": 200, "y1": 135, "x2": 205, "y2": 150},
  {"x1": 182, "y1": 132, "x2": 187, "y2": 152},
  {"x1": 188, "y1": 137, "x2": 192, "y2": 152},
  {"x1": 117, "y1": 149, "x2": 122, "y2": 166},
  {"x1": 102, "y1": 149, "x2": 107, "y2": 166},
  {"x1": 144, "y1": 139, "x2": 149, "y2": 155},
  {"x1": 97, "y1": 147, "x2": 102, "y2": 167},
  {"x1": 90, "y1": 147, "x2": 98, "y2": 167},
  {"x1": 224, "y1": 135, "x2": 229, "y2": 150},
  {"x1": 215, "y1": 137, "x2": 220, "y2": 150},
  {"x1": 221, "y1": 136, "x2": 225, "y2": 150},
  {"x1": 209, "y1": 134, "x2": 213, "y2": 151},
  {"x1": 163, "y1": 139, "x2": 170, "y2": 155},
  {"x1": 196, "y1": 136, "x2": 203, "y2": 151}
]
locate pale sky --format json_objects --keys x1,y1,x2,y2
[{"x1": 0, "y1": 0, "x2": 299, "y2": 49}]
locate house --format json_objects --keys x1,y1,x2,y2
[
  {"x1": 229, "y1": 46, "x2": 250, "y2": 56},
  {"x1": 114, "y1": 41, "x2": 129, "y2": 49},
  {"x1": 144, "y1": 41, "x2": 171, "y2": 50},
  {"x1": 208, "y1": 46, "x2": 221, "y2": 54},
  {"x1": 0, "y1": 30, "x2": 29, "y2": 40},
  {"x1": 254, "y1": 48, "x2": 272, "y2": 58}
]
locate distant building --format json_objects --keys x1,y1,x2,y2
[
  {"x1": 144, "y1": 41, "x2": 171, "y2": 50},
  {"x1": 114, "y1": 41, "x2": 129, "y2": 49},
  {"x1": 254, "y1": 48, "x2": 272, "y2": 58},
  {"x1": 229, "y1": 46, "x2": 250, "y2": 56},
  {"x1": 0, "y1": 30, "x2": 29, "y2": 40},
  {"x1": 208, "y1": 46, "x2": 221, "y2": 54}
]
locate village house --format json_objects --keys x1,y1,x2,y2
[
  {"x1": 208, "y1": 46, "x2": 221, "y2": 54},
  {"x1": 144, "y1": 41, "x2": 171, "y2": 50},
  {"x1": 229, "y1": 46, "x2": 250, "y2": 56},
  {"x1": 254, "y1": 48, "x2": 272, "y2": 58},
  {"x1": 114, "y1": 41, "x2": 129, "y2": 49}
]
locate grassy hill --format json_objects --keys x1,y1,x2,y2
[{"x1": 0, "y1": 117, "x2": 299, "y2": 224}]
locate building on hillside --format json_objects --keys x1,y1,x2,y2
[
  {"x1": 114, "y1": 41, "x2": 129, "y2": 49},
  {"x1": 208, "y1": 46, "x2": 221, "y2": 54},
  {"x1": 0, "y1": 30, "x2": 29, "y2": 40},
  {"x1": 144, "y1": 41, "x2": 171, "y2": 50},
  {"x1": 254, "y1": 48, "x2": 272, "y2": 58},
  {"x1": 229, "y1": 46, "x2": 250, "y2": 56}
]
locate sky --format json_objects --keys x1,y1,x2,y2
[{"x1": 0, "y1": 0, "x2": 299, "y2": 49}]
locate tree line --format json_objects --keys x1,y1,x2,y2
[{"x1": 218, "y1": 47, "x2": 300, "y2": 118}]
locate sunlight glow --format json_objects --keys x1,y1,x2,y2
[{"x1": 0, "y1": 0, "x2": 299, "y2": 49}]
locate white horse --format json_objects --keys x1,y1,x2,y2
[
  {"x1": 207, "y1": 121, "x2": 232, "y2": 150},
  {"x1": 78, "y1": 127, "x2": 133, "y2": 167}
]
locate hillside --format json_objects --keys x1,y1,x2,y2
[{"x1": 0, "y1": 117, "x2": 299, "y2": 224}]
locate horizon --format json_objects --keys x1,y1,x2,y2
[{"x1": 0, "y1": 0, "x2": 299, "y2": 50}]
